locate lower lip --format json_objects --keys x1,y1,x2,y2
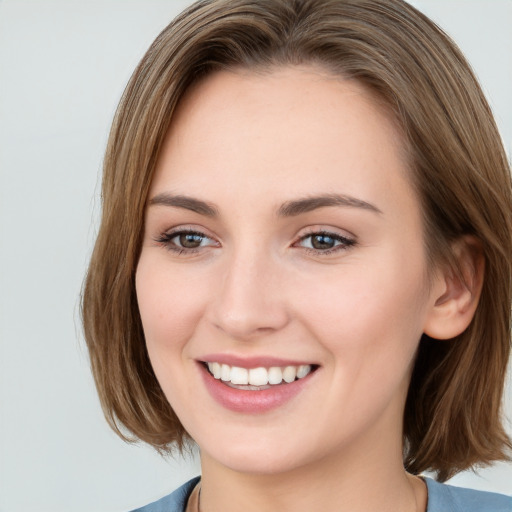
[{"x1": 199, "y1": 364, "x2": 315, "y2": 413}]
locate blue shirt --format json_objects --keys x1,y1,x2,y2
[{"x1": 131, "y1": 476, "x2": 512, "y2": 511}]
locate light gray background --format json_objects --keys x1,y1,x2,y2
[{"x1": 0, "y1": 1, "x2": 511, "y2": 511}]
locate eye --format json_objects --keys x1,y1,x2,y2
[
  {"x1": 174, "y1": 232, "x2": 209, "y2": 249},
  {"x1": 296, "y1": 230, "x2": 355, "y2": 254},
  {"x1": 155, "y1": 229, "x2": 218, "y2": 253}
]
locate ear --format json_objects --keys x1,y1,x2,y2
[{"x1": 423, "y1": 236, "x2": 485, "y2": 340}]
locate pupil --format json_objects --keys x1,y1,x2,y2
[
  {"x1": 180, "y1": 233, "x2": 202, "y2": 248},
  {"x1": 312, "y1": 234, "x2": 335, "y2": 250}
]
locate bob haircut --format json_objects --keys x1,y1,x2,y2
[{"x1": 82, "y1": 0, "x2": 512, "y2": 481}]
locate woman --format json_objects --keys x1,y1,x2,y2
[{"x1": 82, "y1": 0, "x2": 512, "y2": 510}]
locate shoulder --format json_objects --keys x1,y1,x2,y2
[
  {"x1": 425, "y1": 477, "x2": 512, "y2": 512},
  {"x1": 129, "y1": 476, "x2": 200, "y2": 512}
]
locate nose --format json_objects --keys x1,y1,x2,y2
[{"x1": 207, "y1": 248, "x2": 290, "y2": 340}]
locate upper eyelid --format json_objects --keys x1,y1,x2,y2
[
  {"x1": 161, "y1": 228, "x2": 218, "y2": 244},
  {"x1": 295, "y1": 232, "x2": 355, "y2": 247},
  {"x1": 159, "y1": 225, "x2": 218, "y2": 239},
  {"x1": 295, "y1": 226, "x2": 356, "y2": 241}
]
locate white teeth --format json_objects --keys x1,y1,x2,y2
[
  {"x1": 230, "y1": 366, "x2": 249, "y2": 385},
  {"x1": 207, "y1": 362, "x2": 222, "y2": 379},
  {"x1": 220, "y1": 364, "x2": 230, "y2": 381},
  {"x1": 249, "y1": 367, "x2": 268, "y2": 386},
  {"x1": 268, "y1": 367, "x2": 283, "y2": 385},
  {"x1": 283, "y1": 366, "x2": 297, "y2": 383},
  {"x1": 206, "y1": 362, "x2": 313, "y2": 386},
  {"x1": 297, "y1": 364, "x2": 311, "y2": 379},
  {"x1": 211, "y1": 362, "x2": 221, "y2": 379}
]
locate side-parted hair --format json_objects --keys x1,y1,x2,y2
[{"x1": 82, "y1": 0, "x2": 512, "y2": 481}]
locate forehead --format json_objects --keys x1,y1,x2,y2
[{"x1": 152, "y1": 66, "x2": 412, "y2": 214}]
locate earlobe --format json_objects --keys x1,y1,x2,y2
[{"x1": 423, "y1": 236, "x2": 485, "y2": 340}]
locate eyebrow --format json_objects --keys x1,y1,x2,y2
[
  {"x1": 149, "y1": 193, "x2": 219, "y2": 217},
  {"x1": 148, "y1": 192, "x2": 381, "y2": 217},
  {"x1": 278, "y1": 194, "x2": 382, "y2": 216}
]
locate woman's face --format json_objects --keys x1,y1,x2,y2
[{"x1": 136, "y1": 66, "x2": 440, "y2": 475}]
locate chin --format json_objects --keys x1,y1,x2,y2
[
  {"x1": 198, "y1": 427, "x2": 328, "y2": 476},
  {"x1": 209, "y1": 449, "x2": 307, "y2": 475}
]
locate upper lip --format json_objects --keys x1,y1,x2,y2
[{"x1": 198, "y1": 353, "x2": 317, "y2": 369}]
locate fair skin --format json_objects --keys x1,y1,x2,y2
[{"x1": 136, "y1": 66, "x2": 479, "y2": 512}]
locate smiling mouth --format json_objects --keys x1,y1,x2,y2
[{"x1": 203, "y1": 362, "x2": 318, "y2": 390}]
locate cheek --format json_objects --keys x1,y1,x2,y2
[
  {"x1": 293, "y1": 263, "x2": 426, "y2": 432},
  {"x1": 135, "y1": 255, "x2": 208, "y2": 357},
  {"x1": 135, "y1": 255, "x2": 213, "y2": 415},
  {"x1": 293, "y1": 252, "x2": 427, "y2": 365}
]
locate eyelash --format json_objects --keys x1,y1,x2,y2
[
  {"x1": 154, "y1": 229, "x2": 218, "y2": 255},
  {"x1": 294, "y1": 230, "x2": 356, "y2": 256},
  {"x1": 154, "y1": 228, "x2": 356, "y2": 256}
]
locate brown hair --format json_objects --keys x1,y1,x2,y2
[{"x1": 82, "y1": 0, "x2": 512, "y2": 481}]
